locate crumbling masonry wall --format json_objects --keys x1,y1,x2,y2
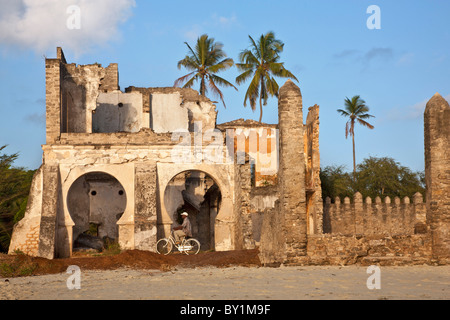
[
  {"x1": 258, "y1": 80, "x2": 308, "y2": 266},
  {"x1": 277, "y1": 80, "x2": 308, "y2": 263},
  {"x1": 305, "y1": 104, "x2": 323, "y2": 235},
  {"x1": 9, "y1": 47, "x2": 239, "y2": 258}
]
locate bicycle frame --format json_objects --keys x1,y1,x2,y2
[
  {"x1": 156, "y1": 231, "x2": 200, "y2": 255},
  {"x1": 168, "y1": 232, "x2": 195, "y2": 253}
]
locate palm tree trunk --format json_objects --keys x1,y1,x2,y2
[
  {"x1": 259, "y1": 79, "x2": 263, "y2": 123},
  {"x1": 259, "y1": 95, "x2": 263, "y2": 123},
  {"x1": 352, "y1": 129, "x2": 356, "y2": 180},
  {"x1": 200, "y1": 76, "x2": 205, "y2": 96}
]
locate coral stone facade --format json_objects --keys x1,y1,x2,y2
[{"x1": 9, "y1": 48, "x2": 449, "y2": 266}]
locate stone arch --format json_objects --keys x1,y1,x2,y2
[
  {"x1": 156, "y1": 162, "x2": 235, "y2": 251},
  {"x1": 67, "y1": 172, "x2": 127, "y2": 251},
  {"x1": 164, "y1": 170, "x2": 222, "y2": 251},
  {"x1": 57, "y1": 163, "x2": 135, "y2": 257}
]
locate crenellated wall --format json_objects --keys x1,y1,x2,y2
[{"x1": 323, "y1": 192, "x2": 427, "y2": 236}]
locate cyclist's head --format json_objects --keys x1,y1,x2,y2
[{"x1": 181, "y1": 212, "x2": 188, "y2": 217}]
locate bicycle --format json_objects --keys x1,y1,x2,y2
[{"x1": 156, "y1": 231, "x2": 201, "y2": 255}]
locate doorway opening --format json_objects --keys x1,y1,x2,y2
[{"x1": 164, "y1": 171, "x2": 221, "y2": 251}]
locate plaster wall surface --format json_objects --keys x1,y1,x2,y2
[
  {"x1": 94, "y1": 92, "x2": 143, "y2": 133},
  {"x1": 150, "y1": 93, "x2": 188, "y2": 133}
]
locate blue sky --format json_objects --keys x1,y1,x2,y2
[{"x1": 0, "y1": 0, "x2": 449, "y2": 172}]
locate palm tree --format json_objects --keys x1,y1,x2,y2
[
  {"x1": 236, "y1": 31, "x2": 298, "y2": 123},
  {"x1": 174, "y1": 34, "x2": 237, "y2": 108},
  {"x1": 337, "y1": 96, "x2": 375, "y2": 177}
]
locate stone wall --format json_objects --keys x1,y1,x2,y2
[
  {"x1": 306, "y1": 234, "x2": 432, "y2": 266},
  {"x1": 61, "y1": 63, "x2": 106, "y2": 133},
  {"x1": 323, "y1": 192, "x2": 427, "y2": 236},
  {"x1": 125, "y1": 86, "x2": 217, "y2": 133},
  {"x1": 217, "y1": 119, "x2": 279, "y2": 187},
  {"x1": 233, "y1": 160, "x2": 280, "y2": 251},
  {"x1": 8, "y1": 167, "x2": 43, "y2": 256},
  {"x1": 277, "y1": 80, "x2": 308, "y2": 263},
  {"x1": 305, "y1": 104, "x2": 323, "y2": 235},
  {"x1": 134, "y1": 164, "x2": 158, "y2": 251},
  {"x1": 45, "y1": 58, "x2": 61, "y2": 144},
  {"x1": 38, "y1": 165, "x2": 60, "y2": 259},
  {"x1": 258, "y1": 80, "x2": 309, "y2": 266},
  {"x1": 424, "y1": 93, "x2": 450, "y2": 263},
  {"x1": 57, "y1": 130, "x2": 175, "y2": 146},
  {"x1": 99, "y1": 63, "x2": 119, "y2": 92}
]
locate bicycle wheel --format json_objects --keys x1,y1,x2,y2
[
  {"x1": 184, "y1": 238, "x2": 200, "y2": 255},
  {"x1": 156, "y1": 238, "x2": 173, "y2": 255}
]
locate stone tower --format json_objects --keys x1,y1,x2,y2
[
  {"x1": 424, "y1": 93, "x2": 450, "y2": 264},
  {"x1": 278, "y1": 80, "x2": 308, "y2": 263}
]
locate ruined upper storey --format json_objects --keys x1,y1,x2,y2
[{"x1": 45, "y1": 47, "x2": 218, "y2": 145}]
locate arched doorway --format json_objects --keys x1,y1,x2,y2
[
  {"x1": 164, "y1": 170, "x2": 222, "y2": 251},
  {"x1": 67, "y1": 172, "x2": 127, "y2": 252}
]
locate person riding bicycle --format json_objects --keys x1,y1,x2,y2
[{"x1": 173, "y1": 212, "x2": 192, "y2": 244}]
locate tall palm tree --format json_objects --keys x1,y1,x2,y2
[
  {"x1": 337, "y1": 96, "x2": 375, "y2": 177},
  {"x1": 174, "y1": 34, "x2": 237, "y2": 108},
  {"x1": 236, "y1": 31, "x2": 298, "y2": 123}
]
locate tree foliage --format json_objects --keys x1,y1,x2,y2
[
  {"x1": 355, "y1": 156, "x2": 425, "y2": 199},
  {"x1": 174, "y1": 34, "x2": 237, "y2": 108},
  {"x1": 321, "y1": 156, "x2": 425, "y2": 201},
  {"x1": 320, "y1": 165, "x2": 354, "y2": 200},
  {"x1": 0, "y1": 145, "x2": 35, "y2": 252},
  {"x1": 236, "y1": 31, "x2": 298, "y2": 122}
]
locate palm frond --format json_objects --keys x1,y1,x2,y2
[
  {"x1": 271, "y1": 65, "x2": 299, "y2": 82},
  {"x1": 210, "y1": 74, "x2": 238, "y2": 91},
  {"x1": 177, "y1": 56, "x2": 199, "y2": 71},
  {"x1": 248, "y1": 35, "x2": 260, "y2": 60},
  {"x1": 235, "y1": 62, "x2": 255, "y2": 72},
  {"x1": 358, "y1": 113, "x2": 375, "y2": 119},
  {"x1": 357, "y1": 118, "x2": 375, "y2": 129},
  {"x1": 264, "y1": 75, "x2": 279, "y2": 98},
  {"x1": 207, "y1": 78, "x2": 229, "y2": 108},
  {"x1": 174, "y1": 71, "x2": 196, "y2": 87},
  {"x1": 337, "y1": 109, "x2": 350, "y2": 117},
  {"x1": 184, "y1": 42, "x2": 200, "y2": 66},
  {"x1": 207, "y1": 58, "x2": 234, "y2": 73},
  {"x1": 238, "y1": 49, "x2": 259, "y2": 66},
  {"x1": 236, "y1": 69, "x2": 254, "y2": 85},
  {"x1": 243, "y1": 70, "x2": 262, "y2": 110},
  {"x1": 345, "y1": 120, "x2": 355, "y2": 139},
  {"x1": 182, "y1": 74, "x2": 199, "y2": 89}
]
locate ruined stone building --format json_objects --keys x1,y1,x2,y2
[{"x1": 9, "y1": 48, "x2": 449, "y2": 266}]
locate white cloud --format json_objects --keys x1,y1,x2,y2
[{"x1": 0, "y1": 0, "x2": 135, "y2": 55}]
